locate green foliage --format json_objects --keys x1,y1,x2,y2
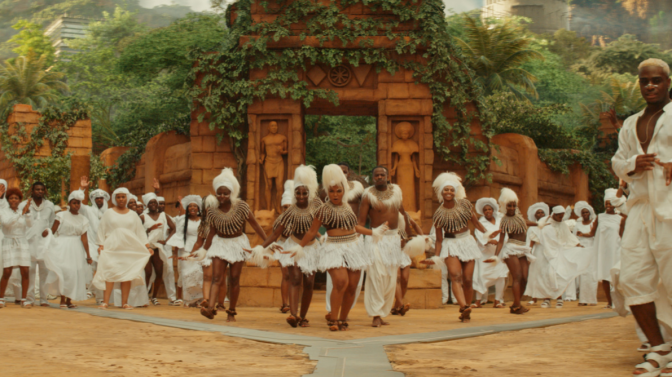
[
  {"x1": 189, "y1": 0, "x2": 496, "y2": 186},
  {"x1": 88, "y1": 151, "x2": 107, "y2": 190},
  {"x1": 5, "y1": 20, "x2": 56, "y2": 65},
  {"x1": 0, "y1": 52, "x2": 68, "y2": 112},
  {"x1": 0, "y1": 98, "x2": 89, "y2": 202},
  {"x1": 544, "y1": 29, "x2": 594, "y2": 68},
  {"x1": 304, "y1": 115, "x2": 377, "y2": 178}
]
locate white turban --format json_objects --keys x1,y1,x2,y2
[
  {"x1": 527, "y1": 202, "x2": 549, "y2": 223},
  {"x1": 142, "y1": 193, "x2": 158, "y2": 207},
  {"x1": 181, "y1": 195, "x2": 203, "y2": 211},
  {"x1": 604, "y1": 188, "x2": 626, "y2": 207},
  {"x1": 157, "y1": 196, "x2": 165, "y2": 203},
  {"x1": 552, "y1": 205, "x2": 566, "y2": 214},
  {"x1": 212, "y1": 168, "x2": 240, "y2": 203},
  {"x1": 0, "y1": 179, "x2": 7, "y2": 190},
  {"x1": 111, "y1": 188, "x2": 131, "y2": 207},
  {"x1": 68, "y1": 190, "x2": 85, "y2": 203},
  {"x1": 475, "y1": 197, "x2": 498, "y2": 216},
  {"x1": 574, "y1": 201, "x2": 595, "y2": 220},
  {"x1": 89, "y1": 189, "x2": 110, "y2": 202}
]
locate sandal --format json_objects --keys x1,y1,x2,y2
[
  {"x1": 122, "y1": 304, "x2": 133, "y2": 310},
  {"x1": 540, "y1": 299, "x2": 551, "y2": 308},
  {"x1": 280, "y1": 304, "x2": 290, "y2": 313},
  {"x1": 390, "y1": 307, "x2": 399, "y2": 315},
  {"x1": 494, "y1": 301, "x2": 506, "y2": 308},
  {"x1": 634, "y1": 343, "x2": 672, "y2": 377},
  {"x1": 338, "y1": 320, "x2": 349, "y2": 331},
  {"x1": 60, "y1": 304, "x2": 68, "y2": 308},
  {"x1": 639, "y1": 343, "x2": 652, "y2": 352},
  {"x1": 0, "y1": 298, "x2": 5, "y2": 308},
  {"x1": 471, "y1": 302, "x2": 482, "y2": 309},
  {"x1": 556, "y1": 299, "x2": 564, "y2": 308},
  {"x1": 225, "y1": 308, "x2": 237, "y2": 321},
  {"x1": 398, "y1": 304, "x2": 411, "y2": 316},
  {"x1": 200, "y1": 307, "x2": 215, "y2": 320},
  {"x1": 67, "y1": 303, "x2": 78, "y2": 309},
  {"x1": 509, "y1": 305, "x2": 527, "y2": 315},
  {"x1": 286, "y1": 314, "x2": 299, "y2": 328},
  {"x1": 172, "y1": 299, "x2": 184, "y2": 306},
  {"x1": 661, "y1": 361, "x2": 672, "y2": 377},
  {"x1": 327, "y1": 320, "x2": 338, "y2": 332},
  {"x1": 151, "y1": 298, "x2": 160, "y2": 306},
  {"x1": 459, "y1": 306, "x2": 471, "y2": 322},
  {"x1": 98, "y1": 303, "x2": 108, "y2": 310},
  {"x1": 21, "y1": 299, "x2": 32, "y2": 309},
  {"x1": 299, "y1": 318, "x2": 310, "y2": 328}
]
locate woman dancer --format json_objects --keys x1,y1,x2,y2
[
  {"x1": 199, "y1": 168, "x2": 268, "y2": 321},
  {"x1": 257, "y1": 166, "x2": 321, "y2": 327},
  {"x1": 167, "y1": 195, "x2": 204, "y2": 306},
  {"x1": 431, "y1": 172, "x2": 486, "y2": 322},
  {"x1": 0, "y1": 187, "x2": 32, "y2": 308},
  {"x1": 473, "y1": 197, "x2": 509, "y2": 308},
  {"x1": 524, "y1": 202, "x2": 549, "y2": 305},
  {"x1": 279, "y1": 179, "x2": 294, "y2": 314},
  {"x1": 135, "y1": 201, "x2": 145, "y2": 216},
  {"x1": 284, "y1": 164, "x2": 386, "y2": 331},
  {"x1": 591, "y1": 188, "x2": 627, "y2": 309},
  {"x1": 92, "y1": 188, "x2": 153, "y2": 310},
  {"x1": 141, "y1": 192, "x2": 175, "y2": 306},
  {"x1": 127, "y1": 195, "x2": 138, "y2": 213},
  {"x1": 42, "y1": 190, "x2": 92, "y2": 308},
  {"x1": 573, "y1": 201, "x2": 598, "y2": 306},
  {"x1": 493, "y1": 188, "x2": 537, "y2": 314}
]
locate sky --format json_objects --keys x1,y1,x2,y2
[{"x1": 139, "y1": 0, "x2": 484, "y2": 14}]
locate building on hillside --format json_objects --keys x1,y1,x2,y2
[
  {"x1": 481, "y1": 0, "x2": 570, "y2": 34},
  {"x1": 44, "y1": 16, "x2": 90, "y2": 61}
]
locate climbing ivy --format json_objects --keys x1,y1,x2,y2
[
  {"x1": 0, "y1": 100, "x2": 89, "y2": 203},
  {"x1": 186, "y1": 0, "x2": 495, "y2": 185},
  {"x1": 88, "y1": 151, "x2": 108, "y2": 190}
]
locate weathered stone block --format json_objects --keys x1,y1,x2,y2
[
  {"x1": 202, "y1": 136, "x2": 216, "y2": 152},
  {"x1": 192, "y1": 153, "x2": 213, "y2": 169},
  {"x1": 407, "y1": 268, "x2": 441, "y2": 289},
  {"x1": 409, "y1": 83, "x2": 432, "y2": 98},
  {"x1": 238, "y1": 287, "x2": 274, "y2": 307},
  {"x1": 387, "y1": 83, "x2": 409, "y2": 99},
  {"x1": 268, "y1": 267, "x2": 283, "y2": 288},
  {"x1": 240, "y1": 267, "x2": 269, "y2": 287}
]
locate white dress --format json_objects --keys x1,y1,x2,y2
[
  {"x1": 43, "y1": 212, "x2": 91, "y2": 301},
  {"x1": 572, "y1": 220, "x2": 597, "y2": 304},
  {"x1": 0, "y1": 207, "x2": 32, "y2": 267},
  {"x1": 92, "y1": 209, "x2": 151, "y2": 290},
  {"x1": 473, "y1": 216, "x2": 509, "y2": 296},
  {"x1": 166, "y1": 216, "x2": 203, "y2": 302},
  {"x1": 594, "y1": 213, "x2": 622, "y2": 283}
]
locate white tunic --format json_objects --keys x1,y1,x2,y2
[
  {"x1": 573, "y1": 219, "x2": 598, "y2": 304},
  {"x1": 19, "y1": 199, "x2": 55, "y2": 261},
  {"x1": 594, "y1": 213, "x2": 622, "y2": 282},
  {"x1": 0, "y1": 207, "x2": 32, "y2": 267},
  {"x1": 43, "y1": 211, "x2": 91, "y2": 301},
  {"x1": 92, "y1": 209, "x2": 151, "y2": 290},
  {"x1": 473, "y1": 216, "x2": 509, "y2": 294},
  {"x1": 78, "y1": 197, "x2": 106, "y2": 262}
]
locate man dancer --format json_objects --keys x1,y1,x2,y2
[
  {"x1": 612, "y1": 58, "x2": 672, "y2": 376},
  {"x1": 20, "y1": 182, "x2": 56, "y2": 307},
  {"x1": 358, "y1": 166, "x2": 408, "y2": 327}
]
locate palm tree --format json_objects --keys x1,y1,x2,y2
[
  {"x1": 454, "y1": 16, "x2": 544, "y2": 99},
  {"x1": 0, "y1": 52, "x2": 68, "y2": 111}
]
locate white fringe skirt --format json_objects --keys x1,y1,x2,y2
[
  {"x1": 202, "y1": 234, "x2": 250, "y2": 266},
  {"x1": 439, "y1": 231, "x2": 482, "y2": 262},
  {"x1": 318, "y1": 234, "x2": 369, "y2": 272},
  {"x1": 277, "y1": 236, "x2": 319, "y2": 276},
  {"x1": 499, "y1": 240, "x2": 532, "y2": 261},
  {"x1": 367, "y1": 230, "x2": 402, "y2": 267}
]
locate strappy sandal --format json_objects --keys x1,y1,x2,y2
[
  {"x1": 225, "y1": 309, "x2": 237, "y2": 321},
  {"x1": 151, "y1": 298, "x2": 160, "y2": 306},
  {"x1": 661, "y1": 361, "x2": 672, "y2": 377},
  {"x1": 398, "y1": 304, "x2": 411, "y2": 316},
  {"x1": 633, "y1": 343, "x2": 672, "y2": 377},
  {"x1": 200, "y1": 307, "x2": 215, "y2": 320},
  {"x1": 280, "y1": 304, "x2": 290, "y2": 313},
  {"x1": 459, "y1": 306, "x2": 471, "y2": 322},
  {"x1": 494, "y1": 301, "x2": 506, "y2": 308},
  {"x1": 327, "y1": 320, "x2": 338, "y2": 332},
  {"x1": 286, "y1": 314, "x2": 299, "y2": 328},
  {"x1": 172, "y1": 299, "x2": 184, "y2": 306},
  {"x1": 540, "y1": 299, "x2": 551, "y2": 308},
  {"x1": 299, "y1": 318, "x2": 310, "y2": 327},
  {"x1": 122, "y1": 304, "x2": 133, "y2": 310},
  {"x1": 338, "y1": 320, "x2": 349, "y2": 331},
  {"x1": 509, "y1": 305, "x2": 527, "y2": 315},
  {"x1": 556, "y1": 299, "x2": 564, "y2": 308},
  {"x1": 67, "y1": 303, "x2": 78, "y2": 309},
  {"x1": 639, "y1": 343, "x2": 652, "y2": 352},
  {"x1": 0, "y1": 298, "x2": 5, "y2": 308},
  {"x1": 60, "y1": 304, "x2": 68, "y2": 308},
  {"x1": 390, "y1": 307, "x2": 399, "y2": 315},
  {"x1": 21, "y1": 299, "x2": 32, "y2": 309},
  {"x1": 470, "y1": 302, "x2": 482, "y2": 309},
  {"x1": 98, "y1": 303, "x2": 108, "y2": 310}
]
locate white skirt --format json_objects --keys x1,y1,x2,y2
[
  {"x1": 439, "y1": 231, "x2": 482, "y2": 262},
  {"x1": 93, "y1": 228, "x2": 152, "y2": 290},
  {"x1": 2, "y1": 237, "x2": 31, "y2": 267},
  {"x1": 499, "y1": 241, "x2": 531, "y2": 261},
  {"x1": 43, "y1": 235, "x2": 91, "y2": 301},
  {"x1": 318, "y1": 234, "x2": 369, "y2": 272},
  {"x1": 203, "y1": 234, "x2": 250, "y2": 266},
  {"x1": 277, "y1": 236, "x2": 319, "y2": 276}
]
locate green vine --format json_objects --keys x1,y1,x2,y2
[
  {"x1": 187, "y1": 0, "x2": 495, "y2": 185},
  {"x1": 0, "y1": 100, "x2": 89, "y2": 203},
  {"x1": 89, "y1": 151, "x2": 108, "y2": 190}
]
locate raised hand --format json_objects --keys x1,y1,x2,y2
[
  {"x1": 153, "y1": 178, "x2": 160, "y2": 191},
  {"x1": 149, "y1": 223, "x2": 162, "y2": 231},
  {"x1": 80, "y1": 176, "x2": 91, "y2": 190}
]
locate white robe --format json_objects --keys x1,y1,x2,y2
[
  {"x1": 364, "y1": 232, "x2": 398, "y2": 318},
  {"x1": 594, "y1": 213, "x2": 622, "y2": 282},
  {"x1": 573, "y1": 220, "x2": 598, "y2": 304},
  {"x1": 166, "y1": 216, "x2": 203, "y2": 302},
  {"x1": 19, "y1": 199, "x2": 55, "y2": 304},
  {"x1": 473, "y1": 216, "x2": 509, "y2": 297}
]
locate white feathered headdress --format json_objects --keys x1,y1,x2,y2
[
  {"x1": 432, "y1": 172, "x2": 466, "y2": 202},
  {"x1": 212, "y1": 168, "x2": 240, "y2": 203},
  {"x1": 322, "y1": 164, "x2": 349, "y2": 198},
  {"x1": 293, "y1": 165, "x2": 319, "y2": 203},
  {"x1": 281, "y1": 180, "x2": 294, "y2": 206},
  {"x1": 497, "y1": 188, "x2": 519, "y2": 214},
  {"x1": 203, "y1": 195, "x2": 219, "y2": 210}
]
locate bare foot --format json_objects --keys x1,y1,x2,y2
[
  {"x1": 381, "y1": 320, "x2": 390, "y2": 326},
  {"x1": 372, "y1": 317, "x2": 383, "y2": 327},
  {"x1": 226, "y1": 309, "x2": 237, "y2": 322}
]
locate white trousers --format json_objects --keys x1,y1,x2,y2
[
  {"x1": 476, "y1": 277, "x2": 505, "y2": 303},
  {"x1": 364, "y1": 260, "x2": 397, "y2": 318},
  {"x1": 563, "y1": 278, "x2": 577, "y2": 301},
  {"x1": 26, "y1": 260, "x2": 49, "y2": 304},
  {"x1": 326, "y1": 272, "x2": 363, "y2": 312},
  {"x1": 578, "y1": 273, "x2": 598, "y2": 305}
]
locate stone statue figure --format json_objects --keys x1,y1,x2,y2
[
  {"x1": 390, "y1": 121, "x2": 420, "y2": 211},
  {"x1": 259, "y1": 121, "x2": 287, "y2": 213}
]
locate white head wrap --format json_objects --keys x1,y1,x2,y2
[
  {"x1": 604, "y1": 188, "x2": 626, "y2": 208},
  {"x1": 157, "y1": 196, "x2": 165, "y2": 203},
  {"x1": 111, "y1": 188, "x2": 131, "y2": 208},
  {"x1": 432, "y1": 172, "x2": 466, "y2": 202},
  {"x1": 281, "y1": 180, "x2": 294, "y2": 206},
  {"x1": 0, "y1": 179, "x2": 7, "y2": 191},
  {"x1": 552, "y1": 205, "x2": 566, "y2": 214},
  {"x1": 573, "y1": 201, "x2": 595, "y2": 221},
  {"x1": 181, "y1": 195, "x2": 203, "y2": 212},
  {"x1": 475, "y1": 197, "x2": 498, "y2": 216},
  {"x1": 322, "y1": 164, "x2": 349, "y2": 198},
  {"x1": 68, "y1": 190, "x2": 85, "y2": 203},
  {"x1": 293, "y1": 165, "x2": 319, "y2": 203},
  {"x1": 212, "y1": 168, "x2": 240, "y2": 203},
  {"x1": 527, "y1": 202, "x2": 549, "y2": 223},
  {"x1": 142, "y1": 193, "x2": 158, "y2": 207},
  {"x1": 89, "y1": 189, "x2": 110, "y2": 202},
  {"x1": 497, "y1": 188, "x2": 518, "y2": 214}
]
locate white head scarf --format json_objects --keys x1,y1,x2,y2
[
  {"x1": 68, "y1": 190, "x2": 85, "y2": 203},
  {"x1": 157, "y1": 196, "x2": 165, "y2": 203},
  {"x1": 604, "y1": 188, "x2": 626, "y2": 208},
  {"x1": 527, "y1": 202, "x2": 549, "y2": 224},
  {"x1": 548, "y1": 205, "x2": 576, "y2": 245},
  {"x1": 432, "y1": 172, "x2": 466, "y2": 202},
  {"x1": 475, "y1": 197, "x2": 498, "y2": 216},
  {"x1": 0, "y1": 179, "x2": 7, "y2": 191},
  {"x1": 212, "y1": 168, "x2": 240, "y2": 203},
  {"x1": 89, "y1": 189, "x2": 109, "y2": 213},
  {"x1": 111, "y1": 188, "x2": 131, "y2": 208},
  {"x1": 574, "y1": 201, "x2": 595, "y2": 220},
  {"x1": 142, "y1": 193, "x2": 158, "y2": 207},
  {"x1": 181, "y1": 195, "x2": 203, "y2": 212}
]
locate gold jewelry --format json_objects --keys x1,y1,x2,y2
[
  {"x1": 203, "y1": 201, "x2": 250, "y2": 236},
  {"x1": 317, "y1": 201, "x2": 358, "y2": 230},
  {"x1": 370, "y1": 184, "x2": 394, "y2": 201},
  {"x1": 433, "y1": 199, "x2": 472, "y2": 233},
  {"x1": 500, "y1": 214, "x2": 528, "y2": 235},
  {"x1": 640, "y1": 108, "x2": 664, "y2": 146}
]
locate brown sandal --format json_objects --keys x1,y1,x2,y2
[
  {"x1": 391, "y1": 307, "x2": 399, "y2": 315},
  {"x1": 328, "y1": 320, "x2": 338, "y2": 332},
  {"x1": 338, "y1": 320, "x2": 349, "y2": 331},
  {"x1": 509, "y1": 305, "x2": 528, "y2": 315},
  {"x1": 280, "y1": 304, "x2": 290, "y2": 313},
  {"x1": 398, "y1": 304, "x2": 411, "y2": 316},
  {"x1": 299, "y1": 318, "x2": 310, "y2": 327},
  {"x1": 459, "y1": 306, "x2": 472, "y2": 322},
  {"x1": 286, "y1": 314, "x2": 299, "y2": 328},
  {"x1": 200, "y1": 307, "x2": 215, "y2": 320}
]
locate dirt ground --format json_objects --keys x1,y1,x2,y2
[
  {"x1": 385, "y1": 315, "x2": 641, "y2": 377},
  {"x1": 0, "y1": 303, "x2": 316, "y2": 377}
]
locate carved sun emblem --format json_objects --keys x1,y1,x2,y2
[{"x1": 328, "y1": 65, "x2": 352, "y2": 87}]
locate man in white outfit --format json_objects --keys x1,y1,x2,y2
[
  {"x1": 19, "y1": 182, "x2": 56, "y2": 306},
  {"x1": 611, "y1": 58, "x2": 672, "y2": 376}
]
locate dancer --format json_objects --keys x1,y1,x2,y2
[
  {"x1": 21, "y1": 182, "x2": 56, "y2": 307},
  {"x1": 134, "y1": 201, "x2": 145, "y2": 216},
  {"x1": 141, "y1": 192, "x2": 176, "y2": 306},
  {"x1": 167, "y1": 195, "x2": 204, "y2": 306},
  {"x1": 127, "y1": 195, "x2": 138, "y2": 213},
  {"x1": 284, "y1": 164, "x2": 386, "y2": 331},
  {"x1": 358, "y1": 166, "x2": 408, "y2": 327},
  {"x1": 76, "y1": 177, "x2": 109, "y2": 303},
  {"x1": 256, "y1": 166, "x2": 321, "y2": 327},
  {"x1": 42, "y1": 190, "x2": 92, "y2": 308},
  {"x1": 393, "y1": 211, "x2": 423, "y2": 315},
  {"x1": 473, "y1": 197, "x2": 509, "y2": 308},
  {"x1": 493, "y1": 188, "x2": 537, "y2": 314},
  {"x1": 278, "y1": 179, "x2": 295, "y2": 314},
  {"x1": 611, "y1": 58, "x2": 672, "y2": 377},
  {"x1": 524, "y1": 202, "x2": 549, "y2": 305},
  {"x1": 591, "y1": 188, "x2": 627, "y2": 309},
  {"x1": 573, "y1": 201, "x2": 598, "y2": 306},
  {"x1": 199, "y1": 168, "x2": 268, "y2": 322},
  {"x1": 0, "y1": 187, "x2": 33, "y2": 308},
  {"x1": 92, "y1": 188, "x2": 153, "y2": 310},
  {"x1": 430, "y1": 172, "x2": 486, "y2": 322}
]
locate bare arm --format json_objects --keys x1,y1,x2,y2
[
  {"x1": 204, "y1": 225, "x2": 217, "y2": 250},
  {"x1": 588, "y1": 217, "x2": 598, "y2": 237},
  {"x1": 494, "y1": 232, "x2": 506, "y2": 258},
  {"x1": 355, "y1": 225, "x2": 373, "y2": 236},
  {"x1": 357, "y1": 194, "x2": 370, "y2": 227},
  {"x1": 619, "y1": 215, "x2": 627, "y2": 238},
  {"x1": 46, "y1": 219, "x2": 60, "y2": 236},
  {"x1": 434, "y1": 226, "x2": 443, "y2": 256},
  {"x1": 261, "y1": 225, "x2": 284, "y2": 248},
  {"x1": 298, "y1": 218, "x2": 323, "y2": 248},
  {"x1": 81, "y1": 233, "x2": 91, "y2": 263},
  {"x1": 470, "y1": 208, "x2": 486, "y2": 233},
  {"x1": 247, "y1": 211, "x2": 268, "y2": 240},
  {"x1": 188, "y1": 236, "x2": 206, "y2": 256}
]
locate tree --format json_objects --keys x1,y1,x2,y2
[
  {"x1": 454, "y1": 16, "x2": 544, "y2": 98},
  {"x1": 545, "y1": 29, "x2": 594, "y2": 68},
  {"x1": 6, "y1": 20, "x2": 56, "y2": 65},
  {"x1": 0, "y1": 52, "x2": 68, "y2": 111}
]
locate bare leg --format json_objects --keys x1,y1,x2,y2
[
  {"x1": 328, "y1": 268, "x2": 348, "y2": 322},
  {"x1": 208, "y1": 258, "x2": 226, "y2": 310},
  {"x1": 288, "y1": 266, "x2": 302, "y2": 317},
  {"x1": 202, "y1": 264, "x2": 212, "y2": 304},
  {"x1": 504, "y1": 257, "x2": 523, "y2": 308},
  {"x1": 394, "y1": 268, "x2": 403, "y2": 308},
  {"x1": 104, "y1": 282, "x2": 114, "y2": 304},
  {"x1": 400, "y1": 265, "x2": 410, "y2": 298},
  {"x1": 519, "y1": 256, "x2": 530, "y2": 295},
  {"x1": 0, "y1": 267, "x2": 12, "y2": 298},
  {"x1": 19, "y1": 266, "x2": 29, "y2": 299},
  {"x1": 300, "y1": 273, "x2": 315, "y2": 320},
  {"x1": 120, "y1": 281, "x2": 131, "y2": 306},
  {"x1": 632, "y1": 303, "x2": 671, "y2": 375},
  {"x1": 217, "y1": 274, "x2": 227, "y2": 306},
  {"x1": 145, "y1": 260, "x2": 153, "y2": 291},
  {"x1": 445, "y1": 257, "x2": 466, "y2": 307},
  {"x1": 602, "y1": 281, "x2": 612, "y2": 307},
  {"x1": 281, "y1": 266, "x2": 290, "y2": 311},
  {"x1": 461, "y1": 260, "x2": 475, "y2": 305},
  {"x1": 149, "y1": 251, "x2": 164, "y2": 299},
  {"x1": 339, "y1": 269, "x2": 362, "y2": 321},
  {"x1": 227, "y1": 261, "x2": 244, "y2": 322}
]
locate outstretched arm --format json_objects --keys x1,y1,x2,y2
[
  {"x1": 298, "y1": 218, "x2": 322, "y2": 248},
  {"x1": 261, "y1": 225, "x2": 284, "y2": 248},
  {"x1": 471, "y1": 208, "x2": 486, "y2": 233},
  {"x1": 357, "y1": 194, "x2": 370, "y2": 227},
  {"x1": 247, "y1": 212, "x2": 268, "y2": 240}
]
